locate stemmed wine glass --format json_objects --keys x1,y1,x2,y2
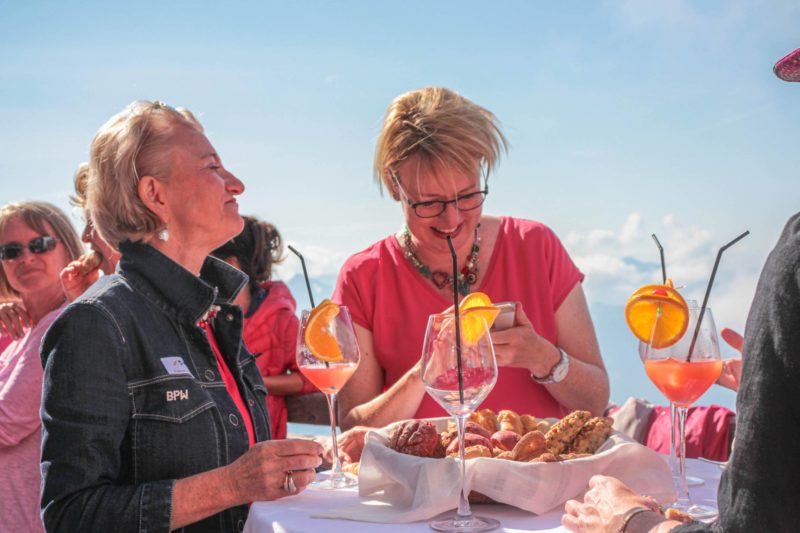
[
  {"x1": 421, "y1": 312, "x2": 499, "y2": 532},
  {"x1": 637, "y1": 300, "x2": 704, "y2": 488},
  {"x1": 642, "y1": 305, "x2": 722, "y2": 519},
  {"x1": 296, "y1": 305, "x2": 360, "y2": 489}
]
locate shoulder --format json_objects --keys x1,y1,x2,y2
[
  {"x1": 500, "y1": 216, "x2": 558, "y2": 240},
  {"x1": 338, "y1": 236, "x2": 396, "y2": 279}
]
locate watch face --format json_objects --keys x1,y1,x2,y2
[{"x1": 552, "y1": 362, "x2": 569, "y2": 382}]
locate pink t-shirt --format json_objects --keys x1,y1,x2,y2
[
  {"x1": 0, "y1": 303, "x2": 65, "y2": 533},
  {"x1": 333, "y1": 217, "x2": 584, "y2": 419}
]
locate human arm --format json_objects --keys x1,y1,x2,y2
[
  {"x1": 338, "y1": 323, "x2": 427, "y2": 430},
  {"x1": 491, "y1": 284, "x2": 610, "y2": 415},
  {"x1": 0, "y1": 301, "x2": 31, "y2": 340},
  {"x1": 263, "y1": 372, "x2": 305, "y2": 395},
  {"x1": 41, "y1": 304, "x2": 323, "y2": 532},
  {"x1": 0, "y1": 331, "x2": 43, "y2": 447},
  {"x1": 170, "y1": 439, "x2": 321, "y2": 529},
  {"x1": 59, "y1": 259, "x2": 100, "y2": 302},
  {"x1": 715, "y1": 328, "x2": 743, "y2": 392},
  {"x1": 562, "y1": 475, "x2": 683, "y2": 532}
]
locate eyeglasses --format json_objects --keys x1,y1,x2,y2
[
  {"x1": 0, "y1": 236, "x2": 60, "y2": 261},
  {"x1": 391, "y1": 173, "x2": 489, "y2": 218}
]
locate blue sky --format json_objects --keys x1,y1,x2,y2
[{"x1": 2, "y1": 1, "x2": 798, "y2": 406}]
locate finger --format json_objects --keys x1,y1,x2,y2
[
  {"x1": 272, "y1": 438, "x2": 324, "y2": 456},
  {"x1": 561, "y1": 512, "x2": 581, "y2": 531},
  {"x1": 289, "y1": 469, "x2": 316, "y2": 491},
  {"x1": 564, "y1": 499, "x2": 581, "y2": 515},
  {"x1": 513, "y1": 301, "x2": 532, "y2": 327},
  {"x1": 279, "y1": 454, "x2": 323, "y2": 472},
  {"x1": 720, "y1": 328, "x2": 744, "y2": 353}
]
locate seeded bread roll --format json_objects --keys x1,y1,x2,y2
[
  {"x1": 568, "y1": 416, "x2": 613, "y2": 454},
  {"x1": 545, "y1": 410, "x2": 592, "y2": 455},
  {"x1": 520, "y1": 414, "x2": 539, "y2": 435}
]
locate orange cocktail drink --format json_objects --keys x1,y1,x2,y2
[
  {"x1": 644, "y1": 358, "x2": 723, "y2": 408},
  {"x1": 299, "y1": 364, "x2": 357, "y2": 394}
]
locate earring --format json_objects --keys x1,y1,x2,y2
[{"x1": 157, "y1": 226, "x2": 170, "y2": 242}]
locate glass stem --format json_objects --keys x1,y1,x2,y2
[
  {"x1": 676, "y1": 405, "x2": 690, "y2": 506},
  {"x1": 455, "y1": 414, "x2": 473, "y2": 519},
  {"x1": 669, "y1": 403, "x2": 679, "y2": 478},
  {"x1": 326, "y1": 392, "x2": 343, "y2": 477}
]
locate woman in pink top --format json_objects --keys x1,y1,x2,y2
[
  {"x1": 0, "y1": 201, "x2": 83, "y2": 533},
  {"x1": 333, "y1": 87, "x2": 609, "y2": 430}
]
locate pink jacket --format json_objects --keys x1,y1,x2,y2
[{"x1": 243, "y1": 282, "x2": 314, "y2": 439}]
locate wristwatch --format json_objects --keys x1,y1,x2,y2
[{"x1": 531, "y1": 348, "x2": 570, "y2": 384}]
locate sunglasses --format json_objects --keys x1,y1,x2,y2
[{"x1": 0, "y1": 236, "x2": 60, "y2": 261}]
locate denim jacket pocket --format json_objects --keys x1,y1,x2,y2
[{"x1": 130, "y1": 376, "x2": 221, "y2": 481}]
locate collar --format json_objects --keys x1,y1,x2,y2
[{"x1": 118, "y1": 240, "x2": 248, "y2": 325}]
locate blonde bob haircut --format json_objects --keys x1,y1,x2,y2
[
  {"x1": 85, "y1": 100, "x2": 204, "y2": 248},
  {"x1": 0, "y1": 201, "x2": 83, "y2": 299},
  {"x1": 374, "y1": 87, "x2": 508, "y2": 193}
]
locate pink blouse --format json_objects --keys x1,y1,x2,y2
[{"x1": 333, "y1": 217, "x2": 584, "y2": 419}]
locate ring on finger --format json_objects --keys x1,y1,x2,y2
[{"x1": 284, "y1": 471, "x2": 297, "y2": 493}]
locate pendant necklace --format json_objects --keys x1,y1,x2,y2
[{"x1": 401, "y1": 224, "x2": 481, "y2": 297}]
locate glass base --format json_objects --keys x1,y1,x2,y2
[
  {"x1": 312, "y1": 471, "x2": 358, "y2": 490},
  {"x1": 686, "y1": 475, "x2": 704, "y2": 487},
  {"x1": 429, "y1": 513, "x2": 500, "y2": 532},
  {"x1": 672, "y1": 502, "x2": 718, "y2": 521}
]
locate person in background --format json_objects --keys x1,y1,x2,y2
[
  {"x1": 334, "y1": 87, "x2": 609, "y2": 432},
  {"x1": 561, "y1": 46, "x2": 800, "y2": 533},
  {"x1": 39, "y1": 100, "x2": 321, "y2": 533},
  {"x1": 211, "y1": 215, "x2": 316, "y2": 440},
  {"x1": 0, "y1": 201, "x2": 83, "y2": 533}
]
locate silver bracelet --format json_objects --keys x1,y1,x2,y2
[{"x1": 617, "y1": 506, "x2": 655, "y2": 533}]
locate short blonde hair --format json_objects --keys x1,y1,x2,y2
[
  {"x1": 69, "y1": 162, "x2": 90, "y2": 209},
  {"x1": 374, "y1": 87, "x2": 508, "y2": 192},
  {"x1": 85, "y1": 101, "x2": 204, "y2": 247},
  {"x1": 0, "y1": 201, "x2": 83, "y2": 299}
]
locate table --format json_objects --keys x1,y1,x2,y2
[{"x1": 244, "y1": 458, "x2": 722, "y2": 532}]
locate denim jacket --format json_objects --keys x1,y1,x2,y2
[{"x1": 40, "y1": 241, "x2": 272, "y2": 533}]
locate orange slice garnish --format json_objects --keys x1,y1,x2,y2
[
  {"x1": 460, "y1": 291, "x2": 493, "y2": 310},
  {"x1": 624, "y1": 279, "x2": 689, "y2": 349},
  {"x1": 304, "y1": 299, "x2": 344, "y2": 362},
  {"x1": 461, "y1": 306, "x2": 501, "y2": 344}
]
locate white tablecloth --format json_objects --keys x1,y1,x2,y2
[{"x1": 244, "y1": 458, "x2": 722, "y2": 532}]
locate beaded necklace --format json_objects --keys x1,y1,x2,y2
[{"x1": 401, "y1": 224, "x2": 481, "y2": 297}]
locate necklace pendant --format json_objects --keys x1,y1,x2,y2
[{"x1": 430, "y1": 271, "x2": 451, "y2": 289}]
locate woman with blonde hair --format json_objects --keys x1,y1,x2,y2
[
  {"x1": 0, "y1": 201, "x2": 82, "y2": 533},
  {"x1": 40, "y1": 101, "x2": 321, "y2": 533},
  {"x1": 334, "y1": 87, "x2": 609, "y2": 431}
]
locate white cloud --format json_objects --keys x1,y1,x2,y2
[
  {"x1": 565, "y1": 212, "x2": 761, "y2": 314},
  {"x1": 273, "y1": 241, "x2": 349, "y2": 281}
]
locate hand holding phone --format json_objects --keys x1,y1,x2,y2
[{"x1": 491, "y1": 302, "x2": 516, "y2": 331}]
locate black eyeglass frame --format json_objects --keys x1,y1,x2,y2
[
  {"x1": 390, "y1": 171, "x2": 490, "y2": 219},
  {"x1": 0, "y1": 235, "x2": 60, "y2": 261}
]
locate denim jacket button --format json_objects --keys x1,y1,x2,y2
[
  {"x1": 204, "y1": 369, "x2": 216, "y2": 381},
  {"x1": 237, "y1": 519, "x2": 245, "y2": 532},
  {"x1": 228, "y1": 413, "x2": 240, "y2": 426},
  {"x1": 248, "y1": 399, "x2": 255, "y2": 407},
  {"x1": 225, "y1": 313, "x2": 234, "y2": 322}
]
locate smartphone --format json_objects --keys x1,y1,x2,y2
[{"x1": 491, "y1": 302, "x2": 516, "y2": 331}]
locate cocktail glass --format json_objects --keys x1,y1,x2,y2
[
  {"x1": 642, "y1": 305, "x2": 722, "y2": 519},
  {"x1": 296, "y1": 306, "x2": 360, "y2": 489},
  {"x1": 421, "y1": 312, "x2": 499, "y2": 532}
]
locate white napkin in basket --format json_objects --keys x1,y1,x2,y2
[{"x1": 313, "y1": 419, "x2": 675, "y2": 523}]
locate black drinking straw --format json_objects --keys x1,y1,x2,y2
[
  {"x1": 287, "y1": 245, "x2": 316, "y2": 308},
  {"x1": 446, "y1": 236, "x2": 465, "y2": 404},
  {"x1": 651, "y1": 234, "x2": 667, "y2": 283},
  {"x1": 686, "y1": 230, "x2": 750, "y2": 361}
]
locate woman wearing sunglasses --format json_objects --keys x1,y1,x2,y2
[
  {"x1": 0, "y1": 201, "x2": 83, "y2": 533},
  {"x1": 39, "y1": 101, "x2": 322, "y2": 533},
  {"x1": 333, "y1": 87, "x2": 609, "y2": 432}
]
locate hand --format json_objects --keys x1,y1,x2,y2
[
  {"x1": 717, "y1": 328, "x2": 743, "y2": 392},
  {"x1": 0, "y1": 301, "x2": 32, "y2": 340},
  {"x1": 322, "y1": 426, "x2": 370, "y2": 467},
  {"x1": 491, "y1": 302, "x2": 556, "y2": 376},
  {"x1": 60, "y1": 260, "x2": 100, "y2": 302},
  {"x1": 562, "y1": 475, "x2": 661, "y2": 532},
  {"x1": 225, "y1": 439, "x2": 322, "y2": 503}
]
